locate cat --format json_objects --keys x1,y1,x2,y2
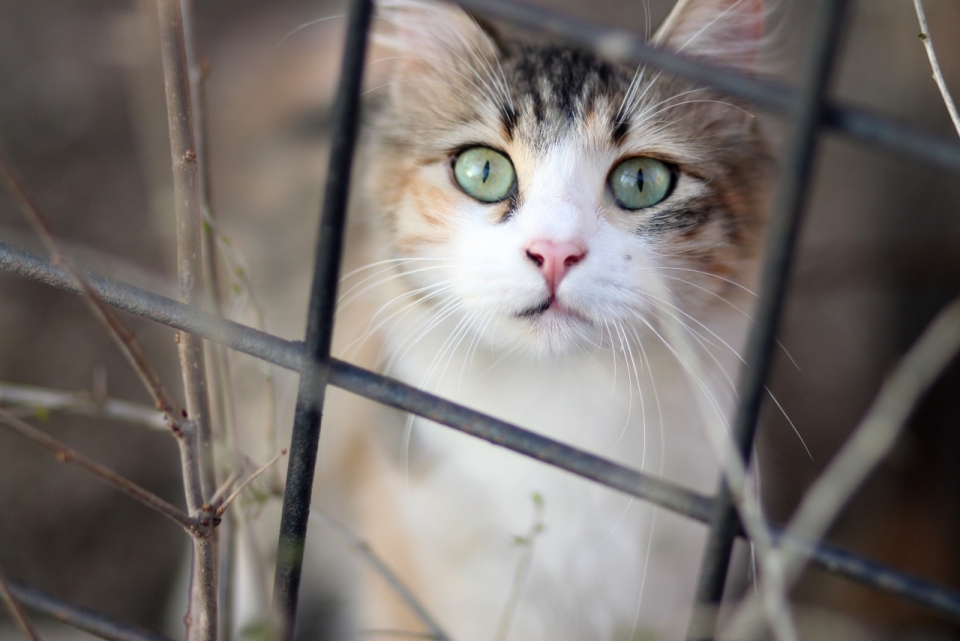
[{"x1": 309, "y1": 0, "x2": 773, "y2": 639}]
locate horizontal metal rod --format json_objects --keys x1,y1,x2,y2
[
  {"x1": 9, "y1": 580, "x2": 173, "y2": 641},
  {"x1": 454, "y1": 0, "x2": 960, "y2": 174},
  {"x1": 3, "y1": 239, "x2": 960, "y2": 620}
]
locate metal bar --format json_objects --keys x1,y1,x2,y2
[
  {"x1": 454, "y1": 0, "x2": 960, "y2": 175},
  {"x1": 4, "y1": 241, "x2": 960, "y2": 621},
  {"x1": 270, "y1": 0, "x2": 373, "y2": 639},
  {"x1": 8, "y1": 580, "x2": 173, "y2": 641},
  {"x1": 687, "y1": 1, "x2": 851, "y2": 638}
]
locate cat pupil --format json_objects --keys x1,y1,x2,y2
[
  {"x1": 636, "y1": 168, "x2": 644, "y2": 192},
  {"x1": 482, "y1": 160, "x2": 490, "y2": 183}
]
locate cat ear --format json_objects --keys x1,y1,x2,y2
[
  {"x1": 375, "y1": 0, "x2": 500, "y2": 76},
  {"x1": 653, "y1": 0, "x2": 765, "y2": 71}
]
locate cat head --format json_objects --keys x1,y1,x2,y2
[{"x1": 362, "y1": 0, "x2": 772, "y2": 357}]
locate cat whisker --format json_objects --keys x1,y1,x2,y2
[
  {"x1": 617, "y1": 65, "x2": 648, "y2": 124},
  {"x1": 424, "y1": 308, "x2": 480, "y2": 391},
  {"x1": 444, "y1": 12, "x2": 514, "y2": 111},
  {"x1": 626, "y1": 70, "x2": 664, "y2": 120},
  {"x1": 638, "y1": 290, "x2": 746, "y2": 365},
  {"x1": 675, "y1": 0, "x2": 749, "y2": 56},
  {"x1": 460, "y1": 311, "x2": 494, "y2": 389},
  {"x1": 623, "y1": 326, "x2": 664, "y2": 641},
  {"x1": 360, "y1": 74, "x2": 489, "y2": 104},
  {"x1": 639, "y1": 267, "x2": 801, "y2": 370},
  {"x1": 338, "y1": 263, "x2": 464, "y2": 313},
  {"x1": 274, "y1": 15, "x2": 344, "y2": 51},
  {"x1": 404, "y1": 3, "x2": 513, "y2": 110},
  {"x1": 591, "y1": 499, "x2": 633, "y2": 552},
  {"x1": 632, "y1": 87, "x2": 708, "y2": 122},
  {"x1": 637, "y1": 293, "x2": 740, "y2": 400},
  {"x1": 386, "y1": 298, "x2": 468, "y2": 374},
  {"x1": 637, "y1": 265, "x2": 757, "y2": 298},
  {"x1": 641, "y1": 99, "x2": 755, "y2": 121},
  {"x1": 602, "y1": 320, "x2": 619, "y2": 393},
  {"x1": 608, "y1": 319, "x2": 645, "y2": 456},
  {"x1": 340, "y1": 256, "x2": 471, "y2": 283},
  {"x1": 344, "y1": 279, "x2": 463, "y2": 360},
  {"x1": 764, "y1": 384, "x2": 813, "y2": 461},
  {"x1": 629, "y1": 310, "x2": 730, "y2": 430},
  {"x1": 376, "y1": 8, "x2": 508, "y2": 108}
]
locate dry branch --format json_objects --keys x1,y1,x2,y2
[
  {"x1": 155, "y1": 1, "x2": 219, "y2": 639},
  {"x1": 216, "y1": 450, "x2": 287, "y2": 516},
  {"x1": 914, "y1": 0, "x2": 960, "y2": 138},
  {"x1": 0, "y1": 141, "x2": 218, "y2": 641},
  {"x1": 9, "y1": 579, "x2": 174, "y2": 641},
  {"x1": 0, "y1": 408, "x2": 195, "y2": 533},
  {"x1": 0, "y1": 563, "x2": 41, "y2": 641},
  {"x1": 0, "y1": 149, "x2": 190, "y2": 438},
  {"x1": 156, "y1": 0, "x2": 214, "y2": 508},
  {"x1": 310, "y1": 510, "x2": 454, "y2": 641},
  {"x1": 0, "y1": 381, "x2": 167, "y2": 430},
  {"x1": 723, "y1": 297, "x2": 960, "y2": 639}
]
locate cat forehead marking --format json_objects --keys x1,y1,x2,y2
[{"x1": 498, "y1": 43, "x2": 630, "y2": 146}]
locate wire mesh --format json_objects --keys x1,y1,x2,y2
[{"x1": 2, "y1": 0, "x2": 960, "y2": 640}]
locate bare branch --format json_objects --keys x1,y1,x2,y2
[
  {"x1": 9, "y1": 579, "x2": 173, "y2": 641},
  {"x1": 0, "y1": 148, "x2": 188, "y2": 436},
  {"x1": 215, "y1": 450, "x2": 287, "y2": 515},
  {"x1": 0, "y1": 381, "x2": 166, "y2": 431},
  {"x1": 157, "y1": 0, "x2": 214, "y2": 506},
  {"x1": 156, "y1": 2, "x2": 218, "y2": 639},
  {"x1": 723, "y1": 297, "x2": 960, "y2": 639},
  {"x1": 0, "y1": 408, "x2": 195, "y2": 533},
  {"x1": 494, "y1": 494, "x2": 544, "y2": 641},
  {"x1": 310, "y1": 510, "x2": 454, "y2": 641},
  {"x1": 208, "y1": 470, "x2": 243, "y2": 509},
  {"x1": 914, "y1": 0, "x2": 960, "y2": 138},
  {"x1": 0, "y1": 564, "x2": 41, "y2": 641},
  {"x1": 360, "y1": 632, "x2": 439, "y2": 639}
]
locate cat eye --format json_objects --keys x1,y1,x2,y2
[
  {"x1": 453, "y1": 147, "x2": 517, "y2": 203},
  {"x1": 608, "y1": 157, "x2": 674, "y2": 211}
]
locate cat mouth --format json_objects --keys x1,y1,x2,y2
[{"x1": 516, "y1": 297, "x2": 588, "y2": 323}]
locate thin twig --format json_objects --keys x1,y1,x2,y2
[
  {"x1": 0, "y1": 564, "x2": 41, "y2": 641},
  {"x1": 0, "y1": 408, "x2": 195, "y2": 533},
  {"x1": 216, "y1": 450, "x2": 287, "y2": 515},
  {"x1": 722, "y1": 297, "x2": 960, "y2": 639},
  {"x1": 0, "y1": 148, "x2": 192, "y2": 440},
  {"x1": 359, "y1": 632, "x2": 439, "y2": 639},
  {"x1": 914, "y1": 0, "x2": 960, "y2": 138},
  {"x1": 494, "y1": 494, "x2": 544, "y2": 641},
  {"x1": 309, "y1": 510, "x2": 454, "y2": 641},
  {"x1": 157, "y1": 0, "x2": 215, "y2": 508},
  {"x1": 0, "y1": 381, "x2": 166, "y2": 430},
  {"x1": 9, "y1": 579, "x2": 173, "y2": 641},
  {"x1": 156, "y1": 2, "x2": 218, "y2": 640},
  {"x1": 208, "y1": 470, "x2": 243, "y2": 508}
]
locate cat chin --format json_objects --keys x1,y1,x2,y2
[{"x1": 482, "y1": 311, "x2": 599, "y2": 359}]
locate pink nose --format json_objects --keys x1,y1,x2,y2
[{"x1": 525, "y1": 240, "x2": 587, "y2": 293}]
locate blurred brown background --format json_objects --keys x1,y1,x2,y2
[{"x1": 0, "y1": 0, "x2": 959, "y2": 639}]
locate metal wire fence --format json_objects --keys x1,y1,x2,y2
[{"x1": 3, "y1": 0, "x2": 960, "y2": 640}]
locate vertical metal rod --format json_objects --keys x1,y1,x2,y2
[
  {"x1": 270, "y1": 1, "x2": 373, "y2": 640},
  {"x1": 686, "y1": 0, "x2": 851, "y2": 638}
]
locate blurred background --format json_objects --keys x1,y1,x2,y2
[{"x1": 0, "y1": 0, "x2": 958, "y2": 639}]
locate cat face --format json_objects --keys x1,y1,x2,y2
[{"x1": 366, "y1": 0, "x2": 771, "y2": 356}]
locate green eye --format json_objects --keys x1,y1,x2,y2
[
  {"x1": 453, "y1": 147, "x2": 517, "y2": 203},
  {"x1": 608, "y1": 156, "x2": 674, "y2": 210}
]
